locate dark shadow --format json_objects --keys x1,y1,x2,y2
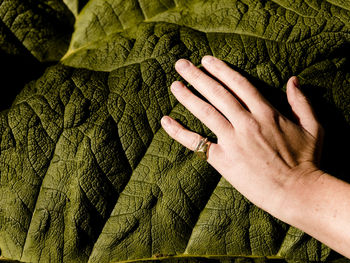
[
  {"x1": 0, "y1": 50, "x2": 54, "y2": 111},
  {"x1": 78, "y1": 0, "x2": 89, "y2": 12}
]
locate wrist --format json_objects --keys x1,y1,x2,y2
[
  {"x1": 273, "y1": 163, "x2": 325, "y2": 224},
  {"x1": 275, "y1": 168, "x2": 350, "y2": 257}
]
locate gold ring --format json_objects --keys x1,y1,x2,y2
[{"x1": 194, "y1": 137, "x2": 211, "y2": 161}]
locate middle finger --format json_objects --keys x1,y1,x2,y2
[
  {"x1": 170, "y1": 81, "x2": 233, "y2": 139},
  {"x1": 175, "y1": 59, "x2": 250, "y2": 126}
]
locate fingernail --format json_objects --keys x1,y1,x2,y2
[
  {"x1": 293, "y1": 77, "x2": 300, "y2": 89},
  {"x1": 175, "y1": 59, "x2": 190, "y2": 70},
  {"x1": 171, "y1": 81, "x2": 183, "y2": 92},
  {"x1": 202, "y1": 55, "x2": 214, "y2": 65},
  {"x1": 161, "y1": 116, "x2": 171, "y2": 127}
]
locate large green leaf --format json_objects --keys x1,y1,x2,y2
[
  {"x1": 62, "y1": 0, "x2": 350, "y2": 72},
  {"x1": 0, "y1": 0, "x2": 74, "y2": 61},
  {"x1": 1, "y1": 0, "x2": 350, "y2": 262},
  {"x1": 0, "y1": 0, "x2": 75, "y2": 110}
]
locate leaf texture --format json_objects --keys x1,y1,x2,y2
[
  {"x1": 0, "y1": 0, "x2": 75, "y2": 110},
  {"x1": 0, "y1": 0, "x2": 74, "y2": 61}
]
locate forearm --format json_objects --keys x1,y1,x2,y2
[{"x1": 281, "y1": 170, "x2": 350, "y2": 258}]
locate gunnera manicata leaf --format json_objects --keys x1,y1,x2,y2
[{"x1": 0, "y1": 0, "x2": 75, "y2": 110}]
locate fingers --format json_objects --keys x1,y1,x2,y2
[
  {"x1": 286, "y1": 76, "x2": 323, "y2": 138},
  {"x1": 170, "y1": 81, "x2": 233, "y2": 138},
  {"x1": 160, "y1": 116, "x2": 218, "y2": 164},
  {"x1": 201, "y1": 55, "x2": 273, "y2": 115},
  {"x1": 174, "y1": 59, "x2": 250, "y2": 126}
]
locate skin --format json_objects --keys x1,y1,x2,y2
[{"x1": 161, "y1": 55, "x2": 350, "y2": 258}]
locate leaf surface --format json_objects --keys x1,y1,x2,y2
[{"x1": 0, "y1": 0, "x2": 74, "y2": 61}]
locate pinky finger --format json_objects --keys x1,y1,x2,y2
[{"x1": 161, "y1": 116, "x2": 218, "y2": 164}]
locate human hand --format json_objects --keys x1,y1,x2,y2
[{"x1": 160, "y1": 55, "x2": 324, "y2": 218}]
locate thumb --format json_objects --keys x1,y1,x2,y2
[{"x1": 286, "y1": 76, "x2": 322, "y2": 138}]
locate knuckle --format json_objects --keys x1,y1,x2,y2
[
  {"x1": 231, "y1": 72, "x2": 247, "y2": 85},
  {"x1": 191, "y1": 68, "x2": 202, "y2": 81},
  {"x1": 262, "y1": 107, "x2": 278, "y2": 122},
  {"x1": 242, "y1": 116, "x2": 260, "y2": 132},
  {"x1": 202, "y1": 104, "x2": 217, "y2": 117},
  {"x1": 191, "y1": 134, "x2": 202, "y2": 151},
  {"x1": 211, "y1": 85, "x2": 228, "y2": 97},
  {"x1": 172, "y1": 125, "x2": 184, "y2": 138}
]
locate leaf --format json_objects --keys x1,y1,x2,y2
[
  {"x1": 1, "y1": 0, "x2": 350, "y2": 262},
  {"x1": 0, "y1": 0, "x2": 74, "y2": 62},
  {"x1": 62, "y1": 0, "x2": 350, "y2": 72},
  {"x1": 63, "y1": 0, "x2": 89, "y2": 17},
  {"x1": 63, "y1": 0, "x2": 178, "y2": 56},
  {"x1": 0, "y1": 0, "x2": 75, "y2": 110}
]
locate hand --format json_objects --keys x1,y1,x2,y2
[{"x1": 160, "y1": 55, "x2": 324, "y2": 217}]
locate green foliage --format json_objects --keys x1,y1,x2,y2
[{"x1": 1, "y1": 0, "x2": 350, "y2": 262}]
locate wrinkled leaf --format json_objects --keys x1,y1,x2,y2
[
  {"x1": 0, "y1": 0, "x2": 74, "y2": 61},
  {"x1": 0, "y1": 0, "x2": 75, "y2": 110}
]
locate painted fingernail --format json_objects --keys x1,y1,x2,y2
[
  {"x1": 202, "y1": 55, "x2": 214, "y2": 65},
  {"x1": 175, "y1": 59, "x2": 190, "y2": 70},
  {"x1": 161, "y1": 116, "x2": 171, "y2": 127}
]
